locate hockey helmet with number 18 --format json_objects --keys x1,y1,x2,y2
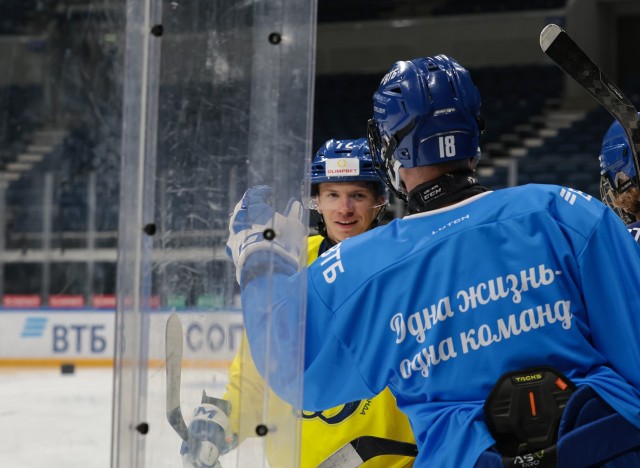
[{"x1": 367, "y1": 55, "x2": 484, "y2": 200}]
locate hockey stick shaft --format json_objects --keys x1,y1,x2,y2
[
  {"x1": 540, "y1": 23, "x2": 640, "y2": 180},
  {"x1": 166, "y1": 313, "x2": 189, "y2": 441}
]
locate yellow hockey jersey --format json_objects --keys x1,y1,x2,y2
[{"x1": 223, "y1": 235, "x2": 415, "y2": 467}]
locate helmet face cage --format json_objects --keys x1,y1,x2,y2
[
  {"x1": 368, "y1": 117, "x2": 414, "y2": 200},
  {"x1": 600, "y1": 175, "x2": 635, "y2": 224},
  {"x1": 369, "y1": 55, "x2": 483, "y2": 201}
]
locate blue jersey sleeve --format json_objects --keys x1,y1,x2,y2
[{"x1": 241, "y1": 254, "x2": 374, "y2": 410}]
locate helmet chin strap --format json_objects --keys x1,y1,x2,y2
[
  {"x1": 406, "y1": 170, "x2": 488, "y2": 214},
  {"x1": 368, "y1": 204, "x2": 388, "y2": 231},
  {"x1": 391, "y1": 160, "x2": 406, "y2": 196},
  {"x1": 311, "y1": 210, "x2": 329, "y2": 239}
]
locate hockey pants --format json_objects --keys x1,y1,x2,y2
[{"x1": 475, "y1": 385, "x2": 640, "y2": 467}]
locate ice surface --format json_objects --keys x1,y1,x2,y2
[
  {"x1": 0, "y1": 368, "x2": 112, "y2": 467},
  {"x1": 0, "y1": 367, "x2": 268, "y2": 468}
]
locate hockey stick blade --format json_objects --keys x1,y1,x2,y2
[
  {"x1": 317, "y1": 436, "x2": 418, "y2": 468},
  {"x1": 166, "y1": 313, "x2": 189, "y2": 441},
  {"x1": 540, "y1": 23, "x2": 640, "y2": 182}
]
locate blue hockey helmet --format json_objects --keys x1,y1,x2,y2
[
  {"x1": 310, "y1": 138, "x2": 386, "y2": 197},
  {"x1": 367, "y1": 55, "x2": 483, "y2": 200},
  {"x1": 599, "y1": 115, "x2": 639, "y2": 194}
]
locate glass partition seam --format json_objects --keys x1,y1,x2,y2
[{"x1": 111, "y1": 0, "x2": 161, "y2": 466}]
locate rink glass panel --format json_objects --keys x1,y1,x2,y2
[{"x1": 113, "y1": 1, "x2": 315, "y2": 468}]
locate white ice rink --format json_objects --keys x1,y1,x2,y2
[
  {"x1": 0, "y1": 367, "x2": 113, "y2": 467},
  {"x1": 0, "y1": 367, "x2": 268, "y2": 468}
]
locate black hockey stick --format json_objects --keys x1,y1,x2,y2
[
  {"x1": 166, "y1": 313, "x2": 189, "y2": 441},
  {"x1": 540, "y1": 23, "x2": 640, "y2": 193},
  {"x1": 318, "y1": 436, "x2": 418, "y2": 468}
]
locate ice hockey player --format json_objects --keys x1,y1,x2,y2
[
  {"x1": 599, "y1": 115, "x2": 640, "y2": 243},
  {"x1": 227, "y1": 54, "x2": 640, "y2": 467},
  {"x1": 181, "y1": 139, "x2": 417, "y2": 468}
]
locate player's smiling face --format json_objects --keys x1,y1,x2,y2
[{"x1": 316, "y1": 182, "x2": 382, "y2": 243}]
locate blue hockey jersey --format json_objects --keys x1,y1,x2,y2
[{"x1": 241, "y1": 184, "x2": 640, "y2": 467}]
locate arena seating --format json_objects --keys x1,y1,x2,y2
[
  {"x1": 433, "y1": 0, "x2": 567, "y2": 16},
  {"x1": 316, "y1": 0, "x2": 568, "y2": 22}
]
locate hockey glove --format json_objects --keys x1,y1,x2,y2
[
  {"x1": 180, "y1": 401, "x2": 236, "y2": 468},
  {"x1": 226, "y1": 185, "x2": 306, "y2": 285}
]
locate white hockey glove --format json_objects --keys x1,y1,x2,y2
[
  {"x1": 226, "y1": 185, "x2": 307, "y2": 285},
  {"x1": 180, "y1": 399, "x2": 236, "y2": 468}
]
